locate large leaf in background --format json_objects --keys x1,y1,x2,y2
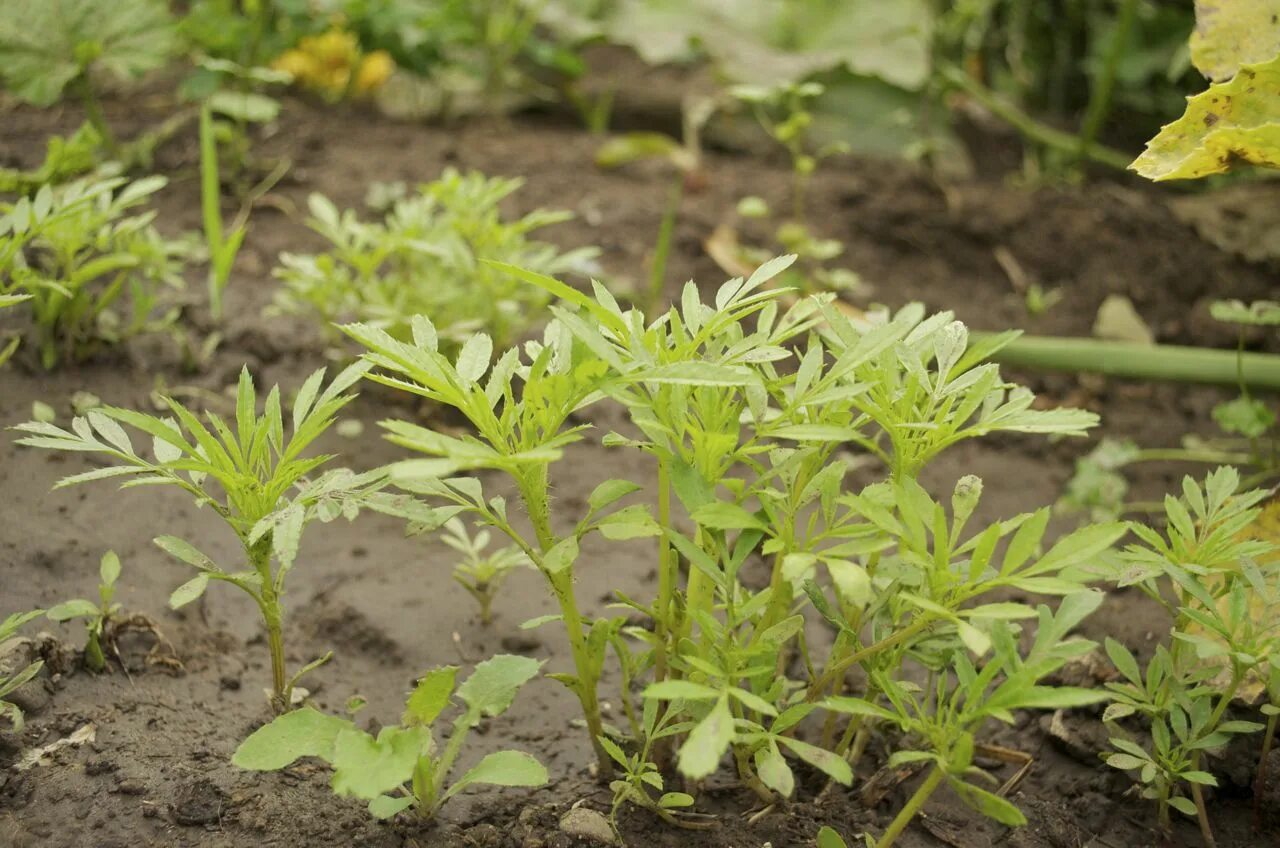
[
  {"x1": 1190, "y1": 0, "x2": 1280, "y2": 81},
  {"x1": 585, "y1": 0, "x2": 932, "y2": 90},
  {"x1": 0, "y1": 0, "x2": 176, "y2": 106},
  {"x1": 1131, "y1": 54, "x2": 1280, "y2": 179}
]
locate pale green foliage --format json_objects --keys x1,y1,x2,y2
[
  {"x1": 0, "y1": 610, "x2": 45, "y2": 731},
  {"x1": 274, "y1": 169, "x2": 598, "y2": 353},
  {"x1": 0, "y1": 175, "x2": 190, "y2": 368},
  {"x1": 344, "y1": 253, "x2": 1119, "y2": 840},
  {"x1": 0, "y1": 0, "x2": 177, "y2": 107},
  {"x1": 12, "y1": 364, "x2": 428, "y2": 710},
  {"x1": 47, "y1": 550, "x2": 123, "y2": 672},
  {"x1": 233, "y1": 654, "x2": 547, "y2": 820},
  {"x1": 1104, "y1": 468, "x2": 1278, "y2": 829},
  {"x1": 0, "y1": 123, "x2": 104, "y2": 195},
  {"x1": 443, "y1": 518, "x2": 531, "y2": 624}
]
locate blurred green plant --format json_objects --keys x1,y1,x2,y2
[
  {"x1": 47, "y1": 550, "x2": 124, "y2": 673},
  {"x1": 273, "y1": 168, "x2": 598, "y2": 354}
]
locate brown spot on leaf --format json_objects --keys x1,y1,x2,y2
[{"x1": 1204, "y1": 113, "x2": 1219, "y2": 127}]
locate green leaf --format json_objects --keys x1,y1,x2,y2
[
  {"x1": 778, "y1": 736, "x2": 852, "y2": 786},
  {"x1": 541, "y1": 536, "x2": 580, "y2": 575},
  {"x1": 1105, "y1": 638, "x2": 1143, "y2": 686},
  {"x1": 587, "y1": 479, "x2": 642, "y2": 511},
  {"x1": 403, "y1": 666, "x2": 457, "y2": 728},
  {"x1": 677, "y1": 695, "x2": 734, "y2": 779},
  {"x1": 456, "y1": 654, "x2": 542, "y2": 718},
  {"x1": 949, "y1": 778, "x2": 1028, "y2": 826},
  {"x1": 691, "y1": 501, "x2": 768, "y2": 531},
  {"x1": 153, "y1": 536, "x2": 221, "y2": 573},
  {"x1": 99, "y1": 550, "x2": 121, "y2": 587},
  {"x1": 1169, "y1": 795, "x2": 1198, "y2": 816},
  {"x1": 1106, "y1": 753, "x2": 1150, "y2": 771},
  {"x1": 367, "y1": 794, "x2": 416, "y2": 819},
  {"x1": 330, "y1": 726, "x2": 428, "y2": 800},
  {"x1": 1132, "y1": 55, "x2": 1280, "y2": 180},
  {"x1": 658, "y1": 792, "x2": 695, "y2": 809},
  {"x1": 443, "y1": 750, "x2": 547, "y2": 800},
  {"x1": 821, "y1": 696, "x2": 898, "y2": 723},
  {"x1": 817, "y1": 826, "x2": 849, "y2": 848},
  {"x1": 46, "y1": 599, "x2": 99, "y2": 621},
  {"x1": 643, "y1": 680, "x2": 722, "y2": 701},
  {"x1": 168, "y1": 573, "x2": 209, "y2": 609},
  {"x1": 232, "y1": 707, "x2": 351, "y2": 770}
]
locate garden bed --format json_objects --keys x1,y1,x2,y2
[{"x1": 1, "y1": 89, "x2": 1277, "y2": 848}]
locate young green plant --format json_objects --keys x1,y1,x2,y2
[
  {"x1": 47, "y1": 550, "x2": 123, "y2": 673},
  {"x1": 199, "y1": 103, "x2": 249, "y2": 322},
  {"x1": 1103, "y1": 468, "x2": 1277, "y2": 844},
  {"x1": 233, "y1": 654, "x2": 547, "y2": 819},
  {"x1": 0, "y1": 610, "x2": 45, "y2": 731},
  {"x1": 0, "y1": 175, "x2": 191, "y2": 368},
  {"x1": 12, "y1": 364, "x2": 424, "y2": 712},
  {"x1": 442, "y1": 518, "x2": 531, "y2": 625}
]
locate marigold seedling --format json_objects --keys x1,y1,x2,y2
[
  {"x1": 233, "y1": 654, "x2": 547, "y2": 819},
  {"x1": 14, "y1": 364, "x2": 434, "y2": 712},
  {"x1": 47, "y1": 550, "x2": 123, "y2": 673},
  {"x1": 0, "y1": 610, "x2": 45, "y2": 731}
]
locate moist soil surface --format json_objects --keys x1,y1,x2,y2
[{"x1": 1, "y1": 83, "x2": 1278, "y2": 848}]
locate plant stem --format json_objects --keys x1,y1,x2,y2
[
  {"x1": 653, "y1": 459, "x2": 675, "y2": 684},
  {"x1": 976, "y1": 334, "x2": 1280, "y2": 390},
  {"x1": 1078, "y1": 0, "x2": 1138, "y2": 161},
  {"x1": 1256, "y1": 711, "x2": 1278, "y2": 831},
  {"x1": 807, "y1": 618, "x2": 932, "y2": 701},
  {"x1": 517, "y1": 466, "x2": 611, "y2": 777},
  {"x1": 876, "y1": 764, "x2": 945, "y2": 848},
  {"x1": 936, "y1": 62, "x2": 1131, "y2": 171},
  {"x1": 74, "y1": 75, "x2": 118, "y2": 158},
  {"x1": 199, "y1": 105, "x2": 226, "y2": 321},
  {"x1": 647, "y1": 178, "x2": 682, "y2": 316}
]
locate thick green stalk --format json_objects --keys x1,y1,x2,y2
[
  {"x1": 1256, "y1": 711, "x2": 1278, "y2": 831},
  {"x1": 199, "y1": 106, "x2": 226, "y2": 320},
  {"x1": 936, "y1": 62, "x2": 1131, "y2": 171},
  {"x1": 977, "y1": 334, "x2": 1280, "y2": 390},
  {"x1": 248, "y1": 539, "x2": 289, "y2": 713},
  {"x1": 807, "y1": 618, "x2": 932, "y2": 701},
  {"x1": 74, "y1": 76, "x2": 117, "y2": 157},
  {"x1": 647, "y1": 179, "x2": 682, "y2": 316},
  {"x1": 653, "y1": 459, "x2": 675, "y2": 683},
  {"x1": 876, "y1": 764, "x2": 945, "y2": 848},
  {"x1": 517, "y1": 467, "x2": 611, "y2": 776},
  {"x1": 1078, "y1": 0, "x2": 1138, "y2": 161}
]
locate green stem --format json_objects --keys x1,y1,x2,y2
[
  {"x1": 937, "y1": 62, "x2": 1132, "y2": 171},
  {"x1": 516, "y1": 467, "x2": 611, "y2": 777},
  {"x1": 74, "y1": 75, "x2": 118, "y2": 158},
  {"x1": 653, "y1": 459, "x2": 675, "y2": 684},
  {"x1": 1256, "y1": 711, "x2": 1278, "y2": 831},
  {"x1": 976, "y1": 334, "x2": 1280, "y2": 390},
  {"x1": 647, "y1": 178, "x2": 682, "y2": 316},
  {"x1": 199, "y1": 105, "x2": 226, "y2": 321},
  {"x1": 1078, "y1": 0, "x2": 1138, "y2": 160},
  {"x1": 807, "y1": 618, "x2": 932, "y2": 702},
  {"x1": 876, "y1": 764, "x2": 945, "y2": 848}
]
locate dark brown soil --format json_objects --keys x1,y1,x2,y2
[{"x1": 1, "y1": 79, "x2": 1276, "y2": 848}]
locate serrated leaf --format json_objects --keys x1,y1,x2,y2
[
  {"x1": 232, "y1": 707, "x2": 351, "y2": 770},
  {"x1": 403, "y1": 666, "x2": 457, "y2": 728},
  {"x1": 457, "y1": 654, "x2": 542, "y2": 718},
  {"x1": 443, "y1": 750, "x2": 547, "y2": 800},
  {"x1": 1190, "y1": 0, "x2": 1280, "y2": 81},
  {"x1": 330, "y1": 726, "x2": 427, "y2": 800}
]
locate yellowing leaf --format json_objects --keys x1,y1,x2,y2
[
  {"x1": 1132, "y1": 55, "x2": 1280, "y2": 181},
  {"x1": 1190, "y1": 0, "x2": 1280, "y2": 81}
]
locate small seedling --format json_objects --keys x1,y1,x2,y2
[
  {"x1": 233, "y1": 654, "x2": 547, "y2": 819},
  {"x1": 0, "y1": 610, "x2": 45, "y2": 731},
  {"x1": 0, "y1": 175, "x2": 191, "y2": 368},
  {"x1": 13, "y1": 364, "x2": 431, "y2": 712},
  {"x1": 443, "y1": 518, "x2": 530, "y2": 625},
  {"x1": 274, "y1": 169, "x2": 598, "y2": 354},
  {"x1": 47, "y1": 550, "x2": 123, "y2": 673},
  {"x1": 1103, "y1": 468, "x2": 1276, "y2": 841}
]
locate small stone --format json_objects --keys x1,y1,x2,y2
[
  {"x1": 172, "y1": 777, "x2": 226, "y2": 826},
  {"x1": 558, "y1": 807, "x2": 616, "y2": 845}
]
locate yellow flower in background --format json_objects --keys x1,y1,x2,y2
[
  {"x1": 270, "y1": 28, "x2": 395, "y2": 98},
  {"x1": 355, "y1": 51, "x2": 394, "y2": 94}
]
